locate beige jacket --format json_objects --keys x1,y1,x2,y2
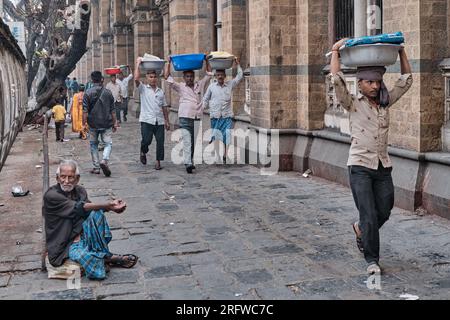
[{"x1": 331, "y1": 71, "x2": 413, "y2": 169}]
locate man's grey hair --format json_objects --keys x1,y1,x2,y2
[{"x1": 56, "y1": 160, "x2": 80, "y2": 176}]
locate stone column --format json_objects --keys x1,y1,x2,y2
[
  {"x1": 297, "y1": 0, "x2": 329, "y2": 131},
  {"x1": 131, "y1": 0, "x2": 163, "y2": 59},
  {"x1": 383, "y1": 0, "x2": 446, "y2": 152},
  {"x1": 90, "y1": 0, "x2": 101, "y2": 73},
  {"x1": 221, "y1": 0, "x2": 247, "y2": 115},
  {"x1": 193, "y1": 0, "x2": 214, "y2": 54},
  {"x1": 112, "y1": 0, "x2": 131, "y2": 66},
  {"x1": 354, "y1": 0, "x2": 367, "y2": 37},
  {"x1": 160, "y1": 1, "x2": 172, "y2": 105},
  {"x1": 100, "y1": 0, "x2": 113, "y2": 72},
  {"x1": 249, "y1": 0, "x2": 298, "y2": 129},
  {"x1": 169, "y1": 0, "x2": 195, "y2": 54}
]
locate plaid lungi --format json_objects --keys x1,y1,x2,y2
[
  {"x1": 69, "y1": 210, "x2": 112, "y2": 279},
  {"x1": 210, "y1": 117, "x2": 233, "y2": 145}
]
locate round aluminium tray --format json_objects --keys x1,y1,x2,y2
[{"x1": 340, "y1": 44, "x2": 403, "y2": 67}]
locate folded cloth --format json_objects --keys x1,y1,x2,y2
[
  {"x1": 142, "y1": 53, "x2": 164, "y2": 61},
  {"x1": 345, "y1": 32, "x2": 404, "y2": 47},
  {"x1": 207, "y1": 51, "x2": 235, "y2": 59}
]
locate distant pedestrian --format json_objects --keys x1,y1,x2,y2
[
  {"x1": 163, "y1": 57, "x2": 212, "y2": 174},
  {"x1": 64, "y1": 77, "x2": 71, "y2": 110},
  {"x1": 202, "y1": 57, "x2": 243, "y2": 164},
  {"x1": 135, "y1": 58, "x2": 170, "y2": 170},
  {"x1": 82, "y1": 71, "x2": 118, "y2": 177},
  {"x1": 117, "y1": 67, "x2": 133, "y2": 122},
  {"x1": 52, "y1": 100, "x2": 67, "y2": 142},
  {"x1": 106, "y1": 75, "x2": 123, "y2": 124},
  {"x1": 71, "y1": 77, "x2": 80, "y2": 94},
  {"x1": 330, "y1": 39, "x2": 413, "y2": 275},
  {"x1": 70, "y1": 84, "x2": 87, "y2": 139}
]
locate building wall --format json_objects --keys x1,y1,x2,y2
[{"x1": 74, "y1": 0, "x2": 450, "y2": 151}]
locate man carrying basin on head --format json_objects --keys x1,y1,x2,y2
[
  {"x1": 202, "y1": 57, "x2": 243, "y2": 164},
  {"x1": 163, "y1": 56, "x2": 213, "y2": 174},
  {"x1": 330, "y1": 38, "x2": 413, "y2": 275},
  {"x1": 135, "y1": 57, "x2": 170, "y2": 170}
]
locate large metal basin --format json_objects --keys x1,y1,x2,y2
[
  {"x1": 340, "y1": 44, "x2": 403, "y2": 67},
  {"x1": 140, "y1": 59, "x2": 166, "y2": 71},
  {"x1": 208, "y1": 58, "x2": 234, "y2": 70}
]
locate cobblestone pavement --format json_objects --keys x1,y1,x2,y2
[{"x1": 1, "y1": 117, "x2": 450, "y2": 300}]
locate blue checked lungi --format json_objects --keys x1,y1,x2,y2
[
  {"x1": 69, "y1": 210, "x2": 112, "y2": 279},
  {"x1": 210, "y1": 117, "x2": 233, "y2": 145}
]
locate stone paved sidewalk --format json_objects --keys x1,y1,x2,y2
[{"x1": 1, "y1": 117, "x2": 450, "y2": 300}]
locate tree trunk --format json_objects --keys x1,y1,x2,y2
[{"x1": 25, "y1": 1, "x2": 91, "y2": 124}]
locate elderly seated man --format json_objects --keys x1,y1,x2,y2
[{"x1": 43, "y1": 160, "x2": 138, "y2": 280}]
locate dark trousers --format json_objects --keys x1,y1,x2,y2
[
  {"x1": 115, "y1": 101, "x2": 123, "y2": 122},
  {"x1": 123, "y1": 97, "x2": 129, "y2": 116},
  {"x1": 349, "y1": 162, "x2": 394, "y2": 264},
  {"x1": 55, "y1": 121, "x2": 65, "y2": 141},
  {"x1": 140, "y1": 122, "x2": 165, "y2": 161}
]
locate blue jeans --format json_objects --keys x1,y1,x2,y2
[{"x1": 89, "y1": 128, "x2": 112, "y2": 169}]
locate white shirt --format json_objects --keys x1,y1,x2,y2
[
  {"x1": 117, "y1": 74, "x2": 133, "y2": 98},
  {"x1": 105, "y1": 82, "x2": 122, "y2": 103},
  {"x1": 138, "y1": 83, "x2": 167, "y2": 125},
  {"x1": 202, "y1": 66, "x2": 243, "y2": 118}
]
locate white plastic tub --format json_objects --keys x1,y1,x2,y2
[{"x1": 340, "y1": 43, "x2": 403, "y2": 67}]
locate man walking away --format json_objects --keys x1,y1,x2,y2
[
  {"x1": 52, "y1": 99, "x2": 67, "y2": 142},
  {"x1": 83, "y1": 71, "x2": 118, "y2": 177},
  {"x1": 71, "y1": 77, "x2": 80, "y2": 95},
  {"x1": 117, "y1": 67, "x2": 133, "y2": 122},
  {"x1": 106, "y1": 74, "x2": 123, "y2": 124},
  {"x1": 134, "y1": 58, "x2": 170, "y2": 170},
  {"x1": 330, "y1": 39, "x2": 413, "y2": 275}
]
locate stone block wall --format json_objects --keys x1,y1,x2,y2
[
  {"x1": 384, "y1": 0, "x2": 447, "y2": 152},
  {"x1": 249, "y1": 0, "x2": 298, "y2": 129}
]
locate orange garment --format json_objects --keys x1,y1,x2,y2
[{"x1": 71, "y1": 92, "x2": 87, "y2": 138}]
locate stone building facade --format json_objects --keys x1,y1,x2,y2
[
  {"x1": 0, "y1": 18, "x2": 27, "y2": 172},
  {"x1": 73, "y1": 0, "x2": 450, "y2": 219}
]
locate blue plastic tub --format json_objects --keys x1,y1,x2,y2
[{"x1": 171, "y1": 53, "x2": 205, "y2": 71}]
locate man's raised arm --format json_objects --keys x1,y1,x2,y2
[
  {"x1": 134, "y1": 57, "x2": 142, "y2": 88},
  {"x1": 399, "y1": 48, "x2": 412, "y2": 75}
]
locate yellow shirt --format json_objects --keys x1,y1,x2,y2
[{"x1": 52, "y1": 104, "x2": 66, "y2": 122}]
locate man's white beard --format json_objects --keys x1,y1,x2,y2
[{"x1": 59, "y1": 183, "x2": 75, "y2": 192}]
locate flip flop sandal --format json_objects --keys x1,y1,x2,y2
[
  {"x1": 106, "y1": 254, "x2": 138, "y2": 269},
  {"x1": 352, "y1": 222, "x2": 364, "y2": 253}
]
